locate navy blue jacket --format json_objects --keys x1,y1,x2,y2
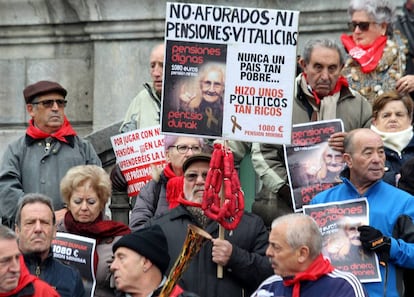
[
  {"x1": 24, "y1": 250, "x2": 85, "y2": 297},
  {"x1": 383, "y1": 136, "x2": 414, "y2": 186}
]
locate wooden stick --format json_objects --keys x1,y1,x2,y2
[{"x1": 217, "y1": 197, "x2": 224, "y2": 278}]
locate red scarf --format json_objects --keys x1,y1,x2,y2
[
  {"x1": 164, "y1": 163, "x2": 184, "y2": 209},
  {"x1": 0, "y1": 256, "x2": 37, "y2": 297},
  {"x1": 283, "y1": 254, "x2": 334, "y2": 297},
  {"x1": 64, "y1": 211, "x2": 130, "y2": 272},
  {"x1": 341, "y1": 33, "x2": 387, "y2": 73},
  {"x1": 26, "y1": 116, "x2": 77, "y2": 143},
  {"x1": 302, "y1": 73, "x2": 349, "y2": 105}
]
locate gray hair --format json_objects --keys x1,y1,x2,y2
[
  {"x1": 348, "y1": 0, "x2": 395, "y2": 36},
  {"x1": 271, "y1": 213, "x2": 322, "y2": 259},
  {"x1": 15, "y1": 193, "x2": 56, "y2": 227},
  {"x1": 302, "y1": 39, "x2": 344, "y2": 66},
  {"x1": 0, "y1": 225, "x2": 17, "y2": 240}
]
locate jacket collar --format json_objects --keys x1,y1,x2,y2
[{"x1": 25, "y1": 134, "x2": 75, "y2": 148}]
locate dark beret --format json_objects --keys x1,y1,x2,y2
[
  {"x1": 182, "y1": 153, "x2": 211, "y2": 173},
  {"x1": 23, "y1": 80, "x2": 67, "y2": 103}
]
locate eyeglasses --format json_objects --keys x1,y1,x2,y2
[
  {"x1": 184, "y1": 172, "x2": 208, "y2": 182},
  {"x1": 348, "y1": 21, "x2": 376, "y2": 32},
  {"x1": 31, "y1": 99, "x2": 67, "y2": 108},
  {"x1": 169, "y1": 145, "x2": 202, "y2": 154}
]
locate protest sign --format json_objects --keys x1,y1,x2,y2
[
  {"x1": 285, "y1": 119, "x2": 344, "y2": 211},
  {"x1": 303, "y1": 198, "x2": 381, "y2": 283},
  {"x1": 52, "y1": 232, "x2": 97, "y2": 297},
  {"x1": 162, "y1": 2, "x2": 299, "y2": 143},
  {"x1": 110, "y1": 125, "x2": 166, "y2": 197}
]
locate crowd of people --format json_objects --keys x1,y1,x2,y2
[{"x1": 1, "y1": 0, "x2": 414, "y2": 297}]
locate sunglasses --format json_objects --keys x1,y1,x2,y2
[
  {"x1": 31, "y1": 99, "x2": 67, "y2": 108},
  {"x1": 348, "y1": 21, "x2": 375, "y2": 32}
]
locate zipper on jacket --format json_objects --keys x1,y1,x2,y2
[{"x1": 35, "y1": 265, "x2": 40, "y2": 277}]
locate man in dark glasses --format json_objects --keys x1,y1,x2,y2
[
  {"x1": 0, "y1": 80, "x2": 101, "y2": 227},
  {"x1": 144, "y1": 153, "x2": 273, "y2": 297}
]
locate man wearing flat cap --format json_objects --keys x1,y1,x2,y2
[
  {"x1": 111, "y1": 224, "x2": 198, "y2": 297},
  {"x1": 143, "y1": 153, "x2": 273, "y2": 297},
  {"x1": 0, "y1": 80, "x2": 101, "y2": 227}
]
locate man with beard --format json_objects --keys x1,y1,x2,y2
[
  {"x1": 143, "y1": 153, "x2": 272, "y2": 297},
  {"x1": 0, "y1": 225, "x2": 59, "y2": 296},
  {"x1": 15, "y1": 193, "x2": 85, "y2": 297}
]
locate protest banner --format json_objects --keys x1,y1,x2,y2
[
  {"x1": 52, "y1": 232, "x2": 97, "y2": 297},
  {"x1": 303, "y1": 198, "x2": 381, "y2": 283},
  {"x1": 110, "y1": 125, "x2": 166, "y2": 197},
  {"x1": 285, "y1": 119, "x2": 344, "y2": 211},
  {"x1": 161, "y1": 2, "x2": 299, "y2": 143}
]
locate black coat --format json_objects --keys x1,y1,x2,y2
[{"x1": 145, "y1": 205, "x2": 273, "y2": 297}]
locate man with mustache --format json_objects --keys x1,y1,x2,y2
[
  {"x1": 0, "y1": 224, "x2": 59, "y2": 296},
  {"x1": 251, "y1": 39, "x2": 372, "y2": 224},
  {"x1": 252, "y1": 213, "x2": 367, "y2": 297},
  {"x1": 144, "y1": 153, "x2": 273, "y2": 297},
  {"x1": 15, "y1": 193, "x2": 85, "y2": 297},
  {"x1": 311, "y1": 128, "x2": 414, "y2": 297},
  {"x1": 0, "y1": 80, "x2": 101, "y2": 226}
]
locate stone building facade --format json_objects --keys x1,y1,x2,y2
[{"x1": 0, "y1": 0, "x2": 404, "y2": 223}]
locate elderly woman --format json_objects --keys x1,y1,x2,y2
[
  {"x1": 371, "y1": 90, "x2": 414, "y2": 186},
  {"x1": 317, "y1": 142, "x2": 345, "y2": 184},
  {"x1": 129, "y1": 135, "x2": 205, "y2": 231},
  {"x1": 58, "y1": 165, "x2": 130, "y2": 297},
  {"x1": 341, "y1": 0, "x2": 407, "y2": 103}
]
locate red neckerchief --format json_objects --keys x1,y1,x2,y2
[
  {"x1": 164, "y1": 163, "x2": 184, "y2": 209},
  {"x1": 26, "y1": 116, "x2": 77, "y2": 143},
  {"x1": 0, "y1": 256, "x2": 37, "y2": 297},
  {"x1": 341, "y1": 33, "x2": 387, "y2": 73},
  {"x1": 64, "y1": 211, "x2": 130, "y2": 272},
  {"x1": 283, "y1": 254, "x2": 334, "y2": 297},
  {"x1": 302, "y1": 73, "x2": 349, "y2": 105}
]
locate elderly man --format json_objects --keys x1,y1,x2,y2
[
  {"x1": 0, "y1": 225, "x2": 59, "y2": 296},
  {"x1": 15, "y1": 193, "x2": 85, "y2": 297},
  {"x1": 0, "y1": 80, "x2": 101, "y2": 226},
  {"x1": 251, "y1": 38, "x2": 372, "y2": 225},
  {"x1": 144, "y1": 153, "x2": 273, "y2": 297},
  {"x1": 120, "y1": 42, "x2": 164, "y2": 133},
  {"x1": 111, "y1": 224, "x2": 198, "y2": 297},
  {"x1": 251, "y1": 213, "x2": 367, "y2": 297},
  {"x1": 311, "y1": 128, "x2": 414, "y2": 297},
  {"x1": 111, "y1": 43, "x2": 165, "y2": 192}
]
